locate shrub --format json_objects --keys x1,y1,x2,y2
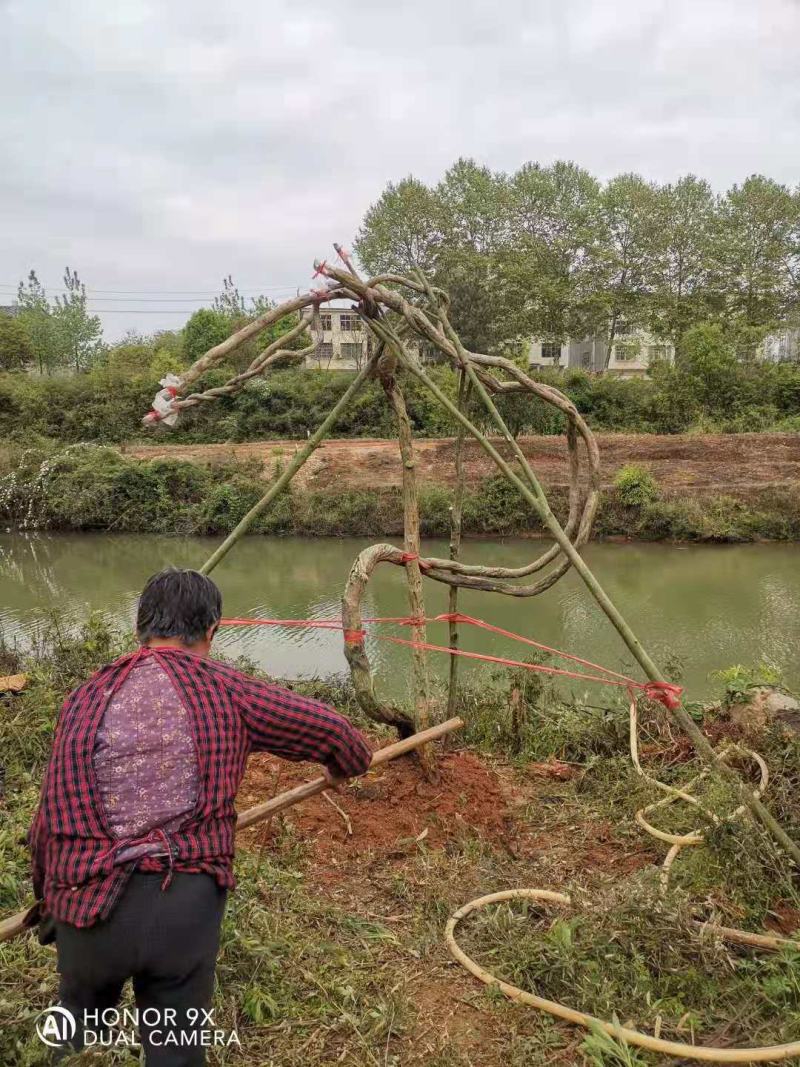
[
  {"x1": 198, "y1": 476, "x2": 265, "y2": 533},
  {"x1": 461, "y1": 475, "x2": 536, "y2": 534},
  {"x1": 614, "y1": 464, "x2": 659, "y2": 507}
]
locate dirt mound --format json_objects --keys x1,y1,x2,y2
[{"x1": 237, "y1": 748, "x2": 516, "y2": 864}]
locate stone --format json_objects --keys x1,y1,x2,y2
[{"x1": 728, "y1": 686, "x2": 800, "y2": 738}]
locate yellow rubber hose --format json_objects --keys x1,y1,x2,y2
[
  {"x1": 447, "y1": 703, "x2": 800, "y2": 1061},
  {"x1": 446, "y1": 889, "x2": 800, "y2": 1063}
]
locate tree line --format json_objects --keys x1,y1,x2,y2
[
  {"x1": 355, "y1": 160, "x2": 800, "y2": 364},
  {"x1": 1, "y1": 269, "x2": 104, "y2": 374},
  {"x1": 4, "y1": 162, "x2": 799, "y2": 379},
  {"x1": 0, "y1": 272, "x2": 286, "y2": 377}
]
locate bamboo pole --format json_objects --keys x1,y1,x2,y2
[
  {"x1": 200, "y1": 352, "x2": 380, "y2": 575},
  {"x1": 388, "y1": 344, "x2": 800, "y2": 867},
  {"x1": 0, "y1": 717, "x2": 463, "y2": 945}
]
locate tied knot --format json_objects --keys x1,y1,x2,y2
[
  {"x1": 399, "y1": 551, "x2": 431, "y2": 571},
  {"x1": 643, "y1": 681, "x2": 683, "y2": 710}
]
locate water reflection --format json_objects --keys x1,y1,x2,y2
[{"x1": 0, "y1": 532, "x2": 798, "y2": 699}]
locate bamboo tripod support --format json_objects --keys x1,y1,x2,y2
[{"x1": 144, "y1": 251, "x2": 798, "y2": 862}]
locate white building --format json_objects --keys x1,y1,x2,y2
[
  {"x1": 529, "y1": 328, "x2": 674, "y2": 377},
  {"x1": 760, "y1": 329, "x2": 800, "y2": 363},
  {"x1": 304, "y1": 306, "x2": 419, "y2": 370}
]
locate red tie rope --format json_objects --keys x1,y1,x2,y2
[{"x1": 219, "y1": 614, "x2": 682, "y2": 710}]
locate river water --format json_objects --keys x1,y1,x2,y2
[{"x1": 1, "y1": 533, "x2": 798, "y2": 700}]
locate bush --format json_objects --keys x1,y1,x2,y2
[
  {"x1": 1, "y1": 334, "x2": 799, "y2": 443},
  {"x1": 614, "y1": 464, "x2": 659, "y2": 507},
  {"x1": 461, "y1": 474, "x2": 536, "y2": 534}
]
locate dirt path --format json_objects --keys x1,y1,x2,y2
[{"x1": 126, "y1": 433, "x2": 800, "y2": 493}]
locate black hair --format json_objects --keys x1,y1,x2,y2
[{"x1": 136, "y1": 568, "x2": 222, "y2": 645}]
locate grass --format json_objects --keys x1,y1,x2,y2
[{"x1": 1, "y1": 620, "x2": 799, "y2": 1065}]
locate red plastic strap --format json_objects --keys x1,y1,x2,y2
[
  {"x1": 144, "y1": 410, "x2": 161, "y2": 423},
  {"x1": 218, "y1": 615, "x2": 683, "y2": 703},
  {"x1": 398, "y1": 552, "x2": 431, "y2": 571},
  {"x1": 433, "y1": 612, "x2": 635, "y2": 684},
  {"x1": 312, "y1": 260, "x2": 328, "y2": 279},
  {"x1": 377, "y1": 633, "x2": 639, "y2": 688},
  {"x1": 164, "y1": 386, "x2": 179, "y2": 398},
  {"x1": 643, "y1": 681, "x2": 683, "y2": 710}
]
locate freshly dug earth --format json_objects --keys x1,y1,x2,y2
[
  {"x1": 127, "y1": 432, "x2": 800, "y2": 493},
  {"x1": 237, "y1": 749, "x2": 518, "y2": 866}
]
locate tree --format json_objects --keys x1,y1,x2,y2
[
  {"x1": 53, "y1": 267, "x2": 104, "y2": 372},
  {"x1": 588, "y1": 174, "x2": 658, "y2": 369},
  {"x1": 673, "y1": 322, "x2": 741, "y2": 415},
  {"x1": 212, "y1": 274, "x2": 248, "y2": 318},
  {"x1": 495, "y1": 161, "x2": 601, "y2": 345},
  {"x1": 432, "y1": 160, "x2": 507, "y2": 351},
  {"x1": 646, "y1": 176, "x2": 717, "y2": 346},
  {"x1": 356, "y1": 177, "x2": 441, "y2": 277},
  {"x1": 710, "y1": 175, "x2": 800, "y2": 336},
  {"x1": 16, "y1": 270, "x2": 61, "y2": 375},
  {"x1": 0, "y1": 315, "x2": 34, "y2": 371},
  {"x1": 357, "y1": 160, "x2": 800, "y2": 374},
  {"x1": 183, "y1": 308, "x2": 232, "y2": 363}
]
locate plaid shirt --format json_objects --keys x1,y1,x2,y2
[{"x1": 28, "y1": 646, "x2": 372, "y2": 928}]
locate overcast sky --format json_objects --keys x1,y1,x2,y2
[{"x1": 2, "y1": 0, "x2": 799, "y2": 339}]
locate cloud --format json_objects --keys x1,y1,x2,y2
[{"x1": 1, "y1": 0, "x2": 798, "y2": 337}]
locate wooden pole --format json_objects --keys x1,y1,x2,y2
[
  {"x1": 237, "y1": 716, "x2": 462, "y2": 829},
  {"x1": 0, "y1": 717, "x2": 463, "y2": 945},
  {"x1": 447, "y1": 370, "x2": 469, "y2": 721},
  {"x1": 383, "y1": 377, "x2": 436, "y2": 779}
]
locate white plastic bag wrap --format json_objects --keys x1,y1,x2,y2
[{"x1": 143, "y1": 373, "x2": 182, "y2": 428}]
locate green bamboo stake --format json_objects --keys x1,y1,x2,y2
[
  {"x1": 200, "y1": 353, "x2": 380, "y2": 576},
  {"x1": 383, "y1": 334, "x2": 800, "y2": 866}
]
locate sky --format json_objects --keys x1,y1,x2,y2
[{"x1": 1, "y1": 0, "x2": 799, "y2": 339}]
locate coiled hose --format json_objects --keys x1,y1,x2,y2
[{"x1": 447, "y1": 702, "x2": 800, "y2": 1062}]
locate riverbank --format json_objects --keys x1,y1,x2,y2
[
  {"x1": 1, "y1": 436, "x2": 799, "y2": 542},
  {"x1": 1, "y1": 621, "x2": 799, "y2": 1065}
]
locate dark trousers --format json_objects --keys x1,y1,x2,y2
[{"x1": 55, "y1": 872, "x2": 227, "y2": 1066}]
